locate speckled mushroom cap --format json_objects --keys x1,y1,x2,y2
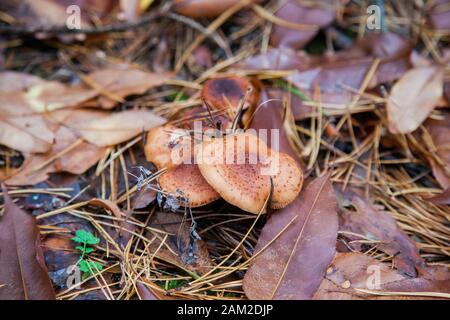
[
  {"x1": 197, "y1": 132, "x2": 303, "y2": 213},
  {"x1": 158, "y1": 163, "x2": 220, "y2": 207},
  {"x1": 144, "y1": 125, "x2": 192, "y2": 170},
  {"x1": 197, "y1": 132, "x2": 272, "y2": 214},
  {"x1": 201, "y1": 77, "x2": 257, "y2": 113},
  {"x1": 269, "y1": 152, "x2": 303, "y2": 209}
]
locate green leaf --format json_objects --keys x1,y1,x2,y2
[
  {"x1": 74, "y1": 229, "x2": 100, "y2": 245},
  {"x1": 75, "y1": 246, "x2": 94, "y2": 253},
  {"x1": 79, "y1": 259, "x2": 103, "y2": 274},
  {"x1": 71, "y1": 236, "x2": 84, "y2": 243},
  {"x1": 79, "y1": 260, "x2": 91, "y2": 273},
  {"x1": 88, "y1": 261, "x2": 103, "y2": 272}
]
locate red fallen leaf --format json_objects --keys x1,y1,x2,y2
[
  {"x1": 173, "y1": 0, "x2": 257, "y2": 18},
  {"x1": 427, "y1": 0, "x2": 450, "y2": 31},
  {"x1": 387, "y1": 66, "x2": 444, "y2": 134},
  {"x1": 270, "y1": 0, "x2": 336, "y2": 49},
  {"x1": 313, "y1": 253, "x2": 406, "y2": 300},
  {"x1": 336, "y1": 189, "x2": 424, "y2": 277},
  {"x1": 0, "y1": 185, "x2": 55, "y2": 300},
  {"x1": 136, "y1": 282, "x2": 159, "y2": 300},
  {"x1": 427, "y1": 187, "x2": 450, "y2": 205},
  {"x1": 147, "y1": 211, "x2": 212, "y2": 275},
  {"x1": 423, "y1": 113, "x2": 450, "y2": 189},
  {"x1": 243, "y1": 173, "x2": 338, "y2": 299},
  {"x1": 314, "y1": 253, "x2": 450, "y2": 300},
  {"x1": 248, "y1": 88, "x2": 301, "y2": 163},
  {"x1": 238, "y1": 32, "x2": 411, "y2": 112}
]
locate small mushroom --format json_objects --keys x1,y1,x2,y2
[
  {"x1": 197, "y1": 132, "x2": 269, "y2": 214},
  {"x1": 144, "y1": 125, "x2": 192, "y2": 170},
  {"x1": 145, "y1": 124, "x2": 220, "y2": 208},
  {"x1": 197, "y1": 132, "x2": 303, "y2": 213},
  {"x1": 158, "y1": 163, "x2": 220, "y2": 207},
  {"x1": 201, "y1": 77, "x2": 258, "y2": 115},
  {"x1": 269, "y1": 152, "x2": 303, "y2": 209}
]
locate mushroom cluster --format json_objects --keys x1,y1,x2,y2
[{"x1": 144, "y1": 77, "x2": 303, "y2": 214}]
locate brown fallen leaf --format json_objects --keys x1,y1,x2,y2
[
  {"x1": 270, "y1": 0, "x2": 336, "y2": 49},
  {"x1": 314, "y1": 253, "x2": 450, "y2": 300},
  {"x1": 423, "y1": 113, "x2": 450, "y2": 189},
  {"x1": 427, "y1": 187, "x2": 450, "y2": 205},
  {"x1": 70, "y1": 109, "x2": 166, "y2": 147},
  {"x1": 148, "y1": 211, "x2": 212, "y2": 275},
  {"x1": 1, "y1": 67, "x2": 172, "y2": 113},
  {"x1": 0, "y1": 114, "x2": 54, "y2": 153},
  {"x1": 173, "y1": 0, "x2": 257, "y2": 18},
  {"x1": 427, "y1": 0, "x2": 450, "y2": 32},
  {"x1": 87, "y1": 67, "x2": 173, "y2": 109},
  {"x1": 238, "y1": 32, "x2": 411, "y2": 110},
  {"x1": 5, "y1": 122, "x2": 106, "y2": 186},
  {"x1": 313, "y1": 252, "x2": 406, "y2": 300},
  {"x1": 336, "y1": 188, "x2": 424, "y2": 277},
  {"x1": 0, "y1": 185, "x2": 55, "y2": 300},
  {"x1": 248, "y1": 88, "x2": 301, "y2": 163},
  {"x1": 387, "y1": 66, "x2": 444, "y2": 134},
  {"x1": 0, "y1": 71, "x2": 45, "y2": 92},
  {"x1": 243, "y1": 173, "x2": 338, "y2": 299}
]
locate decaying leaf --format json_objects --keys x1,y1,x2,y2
[
  {"x1": 387, "y1": 66, "x2": 444, "y2": 134},
  {"x1": 314, "y1": 253, "x2": 450, "y2": 300},
  {"x1": 148, "y1": 211, "x2": 212, "y2": 275},
  {"x1": 0, "y1": 186, "x2": 55, "y2": 300},
  {"x1": 173, "y1": 0, "x2": 256, "y2": 18},
  {"x1": 423, "y1": 113, "x2": 450, "y2": 189},
  {"x1": 243, "y1": 174, "x2": 338, "y2": 299},
  {"x1": 270, "y1": 0, "x2": 336, "y2": 49},
  {"x1": 427, "y1": 187, "x2": 450, "y2": 205},
  {"x1": 71, "y1": 109, "x2": 166, "y2": 147},
  {"x1": 337, "y1": 189, "x2": 424, "y2": 277}
]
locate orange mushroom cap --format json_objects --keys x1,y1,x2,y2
[
  {"x1": 144, "y1": 125, "x2": 192, "y2": 170},
  {"x1": 269, "y1": 152, "x2": 303, "y2": 209},
  {"x1": 197, "y1": 132, "x2": 303, "y2": 213},
  {"x1": 197, "y1": 132, "x2": 271, "y2": 214},
  {"x1": 201, "y1": 77, "x2": 257, "y2": 114},
  {"x1": 158, "y1": 163, "x2": 220, "y2": 207}
]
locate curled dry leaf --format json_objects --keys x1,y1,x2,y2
[
  {"x1": 270, "y1": 0, "x2": 336, "y2": 49},
  {"x1": 148, "y1": 211, "x2": 212, "y2": 275},
  {"x1": 243, "y1": 174, "x2": 337, "y2": 299},
  {"x1": 71, "y1": 109, "x2": 166, "y2": 147},
  {"x1": 337, "y1": 189, "x2": 423, "y2": 277},
  {"x1": 0, "y1": 186, "x2": 55, "y2": 300},
  {"x1": 387, "y1": 66, "x2": 444, "y2": 134}
]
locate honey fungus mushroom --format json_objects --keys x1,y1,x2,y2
[
  {"x1": 201, "y1": 77, "x2": 258, "y2": 117},
  {"x1": 144, "y1": 125, "x2": 192, "y2": 170},
  {"x1": 196, "y1": 132, "x2": 303, "y2": 214},
  {"x1": 145, "y1": 124, "x2": 220, "y2": 207}
]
